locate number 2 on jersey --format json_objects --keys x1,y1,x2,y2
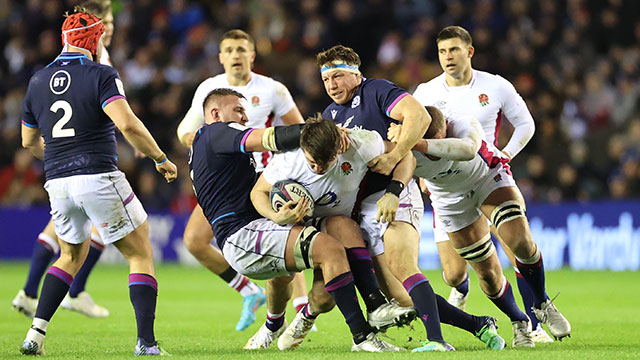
[{"x1": 50, "y1": 100, "x2": 75, "y2": 138}]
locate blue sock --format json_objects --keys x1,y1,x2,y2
[
  {"x1": 515, "y1": 270, "x2": 541, "y2": 328},
  {"x1": 454, "y1": 273, "x2": 470, "y2": 295},
  {"x1": 325, "y1": 272, "x2": 369, "y2": 336},
  {"x1": 69, "y1": 242, "x2": 103, "y2": 297},
  {"x1": 35, "y1": 266, "x2": 73, "y2": 321},
  {"x1": 515, "y1": 250, "x2": 549, "y2": 308},
  {"x1": 345, "y1": 247, "x2": 385, "y2": 311},
  {"x1": 266, "y1": 312, "x2": 285, "y2": 332},
  {"x1": 488, "y1": 277, "x2": 528, "y2": 322},
  {"x1": 403, "y1": 273, "x2": 444, "y2": 343},
  {"x1": 24, "y1": 241, "x2": 56, "y2": 298},
  {"x1": 435, "y1": 294, "x2": 477, "y2": 334},
  {"x1": 129, "y1": 274, "x2": 157, "y2": 345}
]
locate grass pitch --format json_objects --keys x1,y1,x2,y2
[{"x1": 1, "y1": 262, "x2": 639, "y2": 359}]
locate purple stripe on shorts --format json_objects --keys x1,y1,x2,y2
[
  {"x1": 47, "y1": 266, "x2": 74, "y2": 286},
  {"x1": 129, "y1": 273, "x2": 158, "y2": 292},
  {"x1": 324, "y1": 273, "x2": 354, "y2": 292},
  {"x1": 346, "y1": 248, "x2": 371, "y2": 261},
  {"x1": 385, "y1": 92, "x2": 409, "y2": 116},
  {"x1": 255, "y1": 231, "x2": 263, "y2": 254},
  {"x1": 399, "y1": 203, "x2": 411, "y2": 208},
  {"x1": 402, "y1": 273, "x2": 428, "y2": 294},
  {"x1": 123, "y1": 192, "x2": 135, "y2": 206}
]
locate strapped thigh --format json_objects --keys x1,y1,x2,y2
[
  {"x1": 490, "y1": 200, "x2": 526, "y2": 230},
  {"x1": 455, "y1": 233, "x2": 495, "y2": 262},
  {"x1": 293, "y1": 225, "x2": 320, "y2": 270}
]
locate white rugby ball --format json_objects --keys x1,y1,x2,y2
[{"x1": 270, "y1": 179, "x2": 314, "y2": 218}]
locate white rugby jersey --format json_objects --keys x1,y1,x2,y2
[
  {"x1": 414, "y1": 107, "x2": 510, "y2": 195},
  {"x1": 262, "y1": 129, "x2": 385, "y2": 218},
  {"x1": 413, "y1": 69, "x2": 534, "y2": 159},
  {"x1": 99, "y1": 46, "x2": 111, "y2": 66},
  {"x1": 184, "y1": 72, "x2": 296, "y2": 169}
]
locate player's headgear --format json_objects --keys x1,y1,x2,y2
[
  {"x1": 61, "y1": 11, "x2": 105, "y2": 56},
  {"x1": 320, "y1": 61, "x2": 360, "y2": 75}
]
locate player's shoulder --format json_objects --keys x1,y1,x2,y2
[
  {"x1": 474, "y1": 70, "x2": 513, "y2": 90},
  {"x1": 362, "y1": 77, "x2": 396, "y2": 90},
  {"x1": 196, "y1": 74, "x2": 227, "y2": 90},
  {"x1": 414, "y1": 73, "x2": 446, "y2": 98}
]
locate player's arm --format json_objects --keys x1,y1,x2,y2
[
  {"x1": 370, "y1": 95, "x2": 430, "y2": 175},
  {"x1": 250, "y1": 174, "x2": 308, "y2": 225},
  {"x1": 177, "y1": 106, "x2": 205, "y2": 147},
  {"x1": 279, "y1": 107, "x2": 304, "y2": 125},
  {"x1": 495, "y1": 75, "x2": 535, "y2": 160},
  {"x1": 421, "y1": 118, "x2": 482, "y2": 161},
  {"x1": 103, "y1": 98, "x2": 177, "y2": 182},
  {"x1": 242, "y1": 124, "x2": 304, "y2": 153},
  {"x1": 376, "y1": 142, "x2": 416, "y2": 223},
  {"x1": 21, "y1": 125, "x2": 45, "y2": 160}
]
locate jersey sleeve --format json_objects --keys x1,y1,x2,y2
[
  {"x1": 98, "y1": 66, "x2": 126, "y2": 109},
  {"x1": 271, "y1": 80, "x2": 296, "y2": 117},
  {"x1": 495, "y1": 75, "x2": 535, "y2": 158},
  {"x1": 349, "y1": 129, "x2": 385, "y2": 163},
  {"x1": 21, "y1": 78, "x2": 38, "y2": 128},
  {"x1": 208, "y1": 122, "x2": 256, "y2": 155},
  {"x1": 261, "y1": 152, "x2": 294, "y2": 185},
  {"x1": 371, "y1": 79, "x2": 409, "y2": 117}
]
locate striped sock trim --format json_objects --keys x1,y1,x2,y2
[
  {"x1": 47, "y1": 266, "x2": 73, "y2": 286},
  {"x1": 324, "y1": 272, "x2": 354, "y2": 292},
  {"x1": 403, "y1": 273, "x2": 429, "y2": 294},
  {"x1": 129, "y1": 273, "x2": 158, "y2": 292}
]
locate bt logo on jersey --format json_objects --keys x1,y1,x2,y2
[{"x1": 49, "y1": 70, "x2": 72, "y2": 95}]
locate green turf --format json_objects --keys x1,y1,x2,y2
[{"x1": 1, "y1": 262, "x2": 639, "y2": 359}]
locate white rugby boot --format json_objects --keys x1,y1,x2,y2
[
  {"x1": 511, "y1": 319, "x2": 535, "y2": 348},
  {"x1": 533, "y1": 299, "x2": 571, "y2": 340},
  {"x1": 277, "y1": 310, "x2": 315, "y2": 350},
  {"x1": 367, "y1": 300, "x2": 417, "y2": 332},
  {"x1": 351, "y1": 332, "x2": 404, "y2": 352},
  {"x1": 531, "y1": 322, "x2": 554, "y2": 343},
  {"x1": 12, "y1": 290, "x2": 37, "y2": 318},
  {"x1": 447, "y1": 287, "x2": 469, "y2": 311},
  {"x1": 244, "y1": 320, "x2": 287, "y2": 350},
  {"x1": 61, "y1": 291, "x2": 109, "y2": 318}
]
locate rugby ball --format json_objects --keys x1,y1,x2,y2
[{"x1": 270, "y1": 179, "x2": 314, "y2": 218}]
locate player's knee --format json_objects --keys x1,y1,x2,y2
[
  {"x1": 442, "y1": 266, "x2": 468, "y2": 287},
  {"x1": 183, "y1": 228, "x2": 206, "y2": 253}
]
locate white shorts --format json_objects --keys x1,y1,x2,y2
[
  {"x1": 222, "y1": 218, "x2": 293, "y2": 280},
  {"x1": 430, "y1": 164, "x2": 516, "y2": 235},
  {"x1": 44, "y1": 170, "x2": 147, "y2": 245},
  {"x1": 359, "y1": 179, "x2": 424, "y2": 256}
]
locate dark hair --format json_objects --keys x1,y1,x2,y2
[
  {"x1": 202, "y1": 88, "x2": 245, "y2": 113},
  {"x1": 423, "y1": 106, "x2": 446, "y2": 139},
  {"x1": 316, "y1": 45, "x2": 361, "y2": 68},
  {"x1": 436, "y1": 26, "x2": 473, "y2": 45},
  {"x1": 221, "y1": 29, "x2": 255, "y2": 48},
  {"x1": 300, "y1": 114, "x2": 341, "y2": 166}
]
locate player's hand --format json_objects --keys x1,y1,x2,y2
[
  {"x1": 155, "y1": 159, "x2": 178, "y2": 183},
  {"x1": 274, "y1": 197, "x2": 310, "y2": 225},
  {"x1": 338, "y1": 127, "x2": 351, "y2": 154},
  {"x1": 387, "y1": 123, "x2": 402, "y2": 143},
  {"x1": 376, "y1": 192, "x2": 399, "y2": 223},
  {"x1": 368, "y1": 152, "x2": 401, "y2": 175}
]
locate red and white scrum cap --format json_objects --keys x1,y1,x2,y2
[{"x1": 61, "y1": 12, "x2": 105, "y2": 55}]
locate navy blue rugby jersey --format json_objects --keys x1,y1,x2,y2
[
  {"x1": 189, "y1": 122, "x2": 261, "y2": 247},
  {"x1": 322, "y1": 78, "x2": 409, "y2": 196},
  {"x1": 21, "y1": 52, "x2": 124, "y2": 180}
]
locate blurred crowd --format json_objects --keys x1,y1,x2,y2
[{"x1": 1, "y1": 0, "x2": 639, "y2": 210}]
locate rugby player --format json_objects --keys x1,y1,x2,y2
[
  {"x1": 389, "y1": 105, "x2": 571, "y2": 347},
  {"x1": 176, "y1": 29, "x2": 310, "y2": 331},
  {"x1": 314, "y1": 45, "x2": 449, "y2": 352},
  {"x1": 19, "y1": 9, "x2": 176, "y2": 355},
  {"x1": 413, "y1": 25, "x2": 552, "y2": 343},
  {"x1": 12, "y1": 0, "x2": 115, "y2": 320}
]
